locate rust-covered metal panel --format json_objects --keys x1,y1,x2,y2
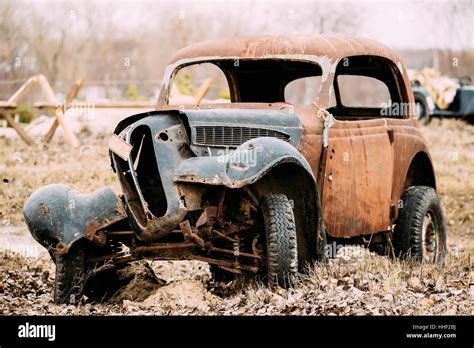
[
  {"x1": 295, "y1": 105, "x2": 325, "y2": 176},
  {"x1": 321, "y1": 117, "x2": 433, "y2": 238},
  {"x1": 387, "y1": 118, "x2": 435, "y2": 207},
  {"x1": 322, "y1": 119, "x2": 394, "y2": 237},
  {"x1": 168, "y1": 35, "x2": 400, "y2": 66}
]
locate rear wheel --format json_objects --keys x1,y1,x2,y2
[
  {"x1": 260, "y1": 194, "x2": 298, "y2": 288},
  {"x1": 414, "y1": 94, "x2": 431, "y2": 125},
  {"x1": 393, "y1": 186, "x2": 446, "y2": 263}
]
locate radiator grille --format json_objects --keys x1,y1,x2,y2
[{"x1": 194, "y1": 126, "x2": 290, "y2": 147}]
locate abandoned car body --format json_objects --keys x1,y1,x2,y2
[{"x1": 24, "y1": 35, "x2": 447, "y2": 303}]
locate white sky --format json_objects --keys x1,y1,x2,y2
[{"x1": 11, "y1": 0, "x2": 474, "y2": 50}]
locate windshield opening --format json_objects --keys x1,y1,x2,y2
[{"x1": 167, "y1": 59, "x2": 323, "y2": 105}]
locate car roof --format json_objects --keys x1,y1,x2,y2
[{"x1": 168, "y1": 34, "x2": 401, "y2": 65}]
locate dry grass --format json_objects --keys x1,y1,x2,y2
[
  {"x1": 212, "y1": 248, "x2": 472, "y2": 315},
  {"x1": 422, "y1": 118, "x2": 474, "y2": 248}
]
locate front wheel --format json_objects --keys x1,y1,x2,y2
[
  {"x1": 54, "y1": 241, "x2": 123, "y2": 304},
  {"x1": 393, "y1": 186, "x2": 447, "y2": 263},
  {"x1": 260, "y1": 194, "x2": 298, "y2": 288},
  {"x1": 54, "y1": 241, "x2": 86, "y2": 304}
]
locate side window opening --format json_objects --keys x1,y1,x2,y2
[{"x1": 337, "y1": 75, "x2": 391, "y2": 108}]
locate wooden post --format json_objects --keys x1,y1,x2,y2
[
  {"x1": 44, "y1": 78, "x2": 83, "y2": 144},
  {"x1": 37, "y1": 75, "x2": 80, "y2": 147},
  {"x1": 0, "y1": 101, "x2": 17, "y2": 108},
  {"x1": 7, "y1": 76, "x2": 38, "y2": 104},
  {"x1": 193, "y1": 78, "x2": 212, "y2": 105},
  {"x1": 2, "y1": 74, "x2": 81, "y2": 147},
  {"x1": 4, "y1": 75, "x2": 42, "y2": 146},
  {"x1": 0, "y1": 110, "x2": 35, "y2": 146}
]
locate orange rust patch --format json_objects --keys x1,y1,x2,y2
[
  {"x1": 38, "y1": 203, "x2": 49, "y2": 215},
  {"x1": 84, "y1": 220, "x2": 100, "y2": 240}
]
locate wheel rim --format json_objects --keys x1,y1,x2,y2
[{"x1": 421, "y1": 208, "x2": 440, "y2": 263}]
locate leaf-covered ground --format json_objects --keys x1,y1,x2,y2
[
  {"x1": 0, "y1": 248, "x2": 471, "y2": 315},
  {"x1": 0, "y1": 118, "x2": 472, "y2": 315}
]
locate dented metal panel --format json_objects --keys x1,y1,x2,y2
[
  {"x1": 23, "y1": 185, "x2": 126, "y2": 255},
  {"x1": 112, "y1": 114, "x2": 189, "y2": 241},
  {"x1": 174, "y1": 137, "x2": 314, "y2": 188}
]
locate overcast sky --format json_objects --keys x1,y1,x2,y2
[{"x1": 10, "y1": 0, "x2": 473, "y2": 51}]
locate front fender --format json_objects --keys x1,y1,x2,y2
[
  {"x1": 174, "y1": 137, "x2": 314, "y2": 188},
  {"x1": 23, "y1": 184, "x2": 127, "y2": 255}
]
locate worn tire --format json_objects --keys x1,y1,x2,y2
[
  {"x1": 393, "y1": 186, "x2": 446, "y2": 263},
  {"x1": 414, "y1": 94, "x2": 431, "y2": 125},
  {"x1": 54, "y1": 241, "x2": 124, "y2": 304},
  {"x1": 54, "y1": 241, "x2": 86, "y2": 304},
  {"x1": 260, "y1": 194, "x2": 298, "y2": 288}
]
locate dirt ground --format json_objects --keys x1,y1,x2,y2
[{"x1": 0, "y1": 117, "x2": 472, "y2": 315}]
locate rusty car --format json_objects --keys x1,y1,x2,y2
[{"x1": 24, "y1": 35, "x2": 447, "y2": 304}]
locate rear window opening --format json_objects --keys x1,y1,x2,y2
[
  {"x1": 328, "y1": 55, "x2": 408, "y2": 120},
  {"x1": 337, "y1": 75, "x2": 391, "y2": 108}
]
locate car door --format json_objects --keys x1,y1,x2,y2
[
  {"x1": 322, "y1": 117, "x2": 394, "y2": 238},
  {"x1": 321, "y1": 67, "x2": 397, "y2": 238}
]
